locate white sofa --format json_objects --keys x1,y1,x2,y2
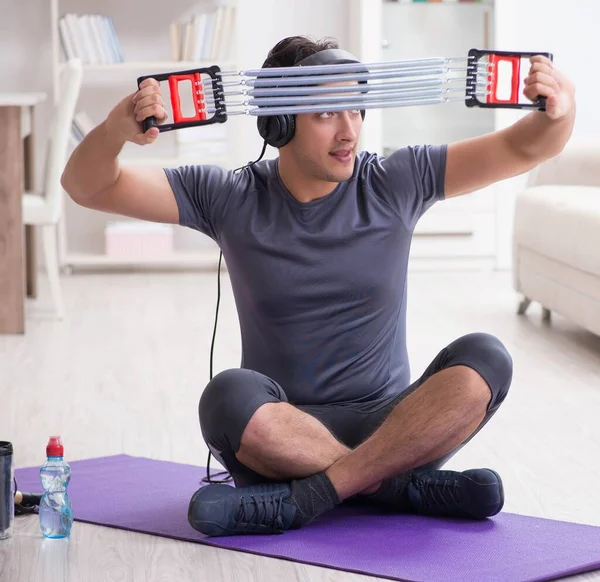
[{"x1": 513, "y1": 139, "x2": 600, "y2": 336}]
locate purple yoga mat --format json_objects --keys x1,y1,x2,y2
[{"x1": 15, "y1": 454, "x2": 600, "y2": 582}]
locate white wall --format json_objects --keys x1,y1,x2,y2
[
  {"x1": 500, "y1": 0, "x2": 598, "y2": 141},
  {"x1": 494, "y1": 0, "x2": 598, "y2": 268},
  {"x1": 2, "y1": 0, "x2": 54, "y2": 180}
]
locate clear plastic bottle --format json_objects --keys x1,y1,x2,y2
[{"x1": 39, "y1": 436, "x2": 73, "y2": 538}]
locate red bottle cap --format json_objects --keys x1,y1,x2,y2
[{"x1": 46, "y1": 436, "x2": 64, "y2": 457}]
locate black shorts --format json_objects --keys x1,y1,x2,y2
[{"x1": 199, "y1": 332, "x2": 513, "y2": 487}]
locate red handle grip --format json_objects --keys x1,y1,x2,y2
[
  {"x1": 487, "y1": 54, "x2": 521, "y2": 104},
  {"x1": 168, "y1": 73, "x2": 207, "y2": 123}
]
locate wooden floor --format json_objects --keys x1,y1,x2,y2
[{"x1": 1, "y1": 268, "x2": 600, "y2": 582}]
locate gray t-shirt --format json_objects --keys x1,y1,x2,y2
[{"x1": 164, "y1": 145, "x2": 447, "y2": 405}]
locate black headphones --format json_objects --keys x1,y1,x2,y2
[{"x1": 256, "y1": 48, "x2": 367, "y2": 149}]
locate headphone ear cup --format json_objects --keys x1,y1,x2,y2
[
  {"x1": 278, "y1": 114, "x2": 295, "y2": 147},
  {"x1": 257, "y1": 115, "x2": 270, "y2": 143},
  {"x1": 257, "y1": 115, "x2": 295, "y2": 148}
]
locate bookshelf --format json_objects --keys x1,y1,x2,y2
[
  {"x1": 60, "y1": 61, "x2": 227, "y2": 72},
  {"x1": 64, "y1": 251, "x2": 221, "y2": 271},
  {"x1": 49, "y1": 0, "x2": 239, "y2": 272}
]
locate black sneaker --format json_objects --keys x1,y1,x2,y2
[
  {"x1": 188, "y1": 483, "x2": 298, "y2": 536},
  {"x1": 407, "y1": 468, "x2": 504, "y2": 519},
  {"x1": 360, "y1": 472, "x2": 414, "y2": 511}
]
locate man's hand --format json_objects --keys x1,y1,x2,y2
[
  {"x1": 523, "y1": 55, "x2": 575, "y2": 121},
  {"x1": 105, "y1": 78, "x2": 169, "y2": 146},
  {"x1": 444, "y1": 56, "x2": 576, "y2": 198}
]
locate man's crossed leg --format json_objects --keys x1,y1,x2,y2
[{"x1": 188, "y1": 332, "x2": 513, "y2": 536}]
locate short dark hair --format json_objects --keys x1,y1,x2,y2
[{"x1": 261, "y1": 36, "x2": 340, "y2": 69}]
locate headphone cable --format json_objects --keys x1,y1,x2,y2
[{"x1": 202, "y1": 140, "x2": 268, "y2": 485}]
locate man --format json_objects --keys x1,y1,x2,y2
[{"x1": 61, "y1": 36, "x2": 575, "y2": 537}]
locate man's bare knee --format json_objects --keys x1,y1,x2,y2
[
  {"x1": 236, "y1": 401, "x2": 350, "y2": 481},
  {"x1": 239, "y1": 401, "x2": 289, "y2": 452},
  {"x1": 457, "y1": 365, "x2": 492, "y2": 404}
]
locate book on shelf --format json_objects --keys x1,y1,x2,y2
[
  {"x1": 59, "y1": 13, "x2": 124, "y2": 64},
  {"x1": 59, "y1": 5, "x2": 235, "y2": 66},
  {"x1": 170, "y1": 3, "x2": 236, "y2": 63}
]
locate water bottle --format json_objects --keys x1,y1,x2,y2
[{"x1": 39, "y1": 436, "x2": 73, "y2": 538}]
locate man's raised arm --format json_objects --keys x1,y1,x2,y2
[
  {"x1": 61, "y1": 78, "x2": 180, "y2": 224},
  {"x1": 444, "y1": 55, "x2": 576, "y2": 199}
]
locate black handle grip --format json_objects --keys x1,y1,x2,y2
[
  {"x1": 536, "y1": 96, "x2": 547, "y2": 111},
  {"x1": 137, "y1": 75, "x2": 158, "y2": 133},
  {"x1": 143, "y1": 116, "x2": 158, "y2": 133},
  {"x1": 535, "y1": 52, "x2": 552, "y2": 111}
]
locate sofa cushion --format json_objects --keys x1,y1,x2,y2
[{"x1": 514, "y1": 185, "x2": 600, "y2": 278}]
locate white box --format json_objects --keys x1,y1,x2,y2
[{"x1": 105, "y1": 221, "x2": 174, "y2": 258}]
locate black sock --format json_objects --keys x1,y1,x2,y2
[{"x1": 288, "y1": 472, "x2": 341, "y2": 528}]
